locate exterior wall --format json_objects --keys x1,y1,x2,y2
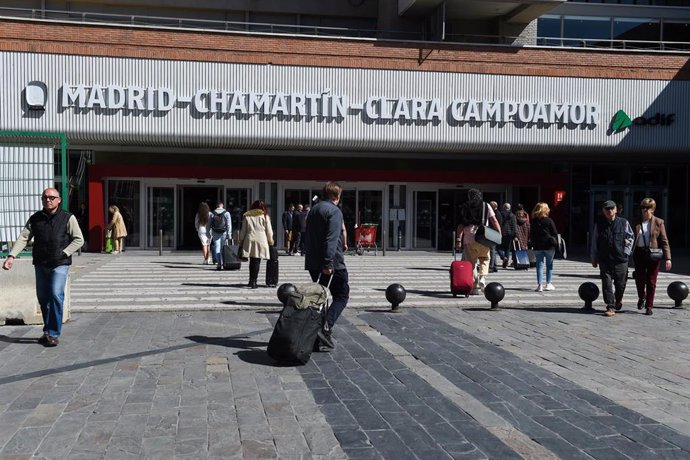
[{"x1": 0, "y1": 19, "x2": 688, "y2": 81}]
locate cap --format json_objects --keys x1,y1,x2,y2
[{"x1": 602, "y1": 200, "x2": 616, "y2": 209}]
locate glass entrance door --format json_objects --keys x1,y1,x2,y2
[
  {"x1": 147, "y1": 187, "x2": 175, "y2": 248},
  {"x1": 414, "y1": 191, "x2": 437, "y2": 249},
  {"x1": 226, "y1": 188, "x2": 251, "y2": 242}
]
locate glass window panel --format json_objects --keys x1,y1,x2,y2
[
  {"x1": 108, "y1": 180, "x2": 140, "y2": 247},
  {"x1": 357, "y1": 190, "x2": 382, "y2": 248},
  {"x1": 613, "y1": 18, "x2": 661, "y2": 49},
  {"x1": 388, "y1": 185, "x2": 407, "y2": 250},
  {"x1": 563, "y1": 16, "x2": 611, "y2": 47},
  {"x1": 537, "y1": 16, "x2": 561, "y2": 46},
  {"x1": 663, "y1": 21, "x2": 690, "y2": 50},
  {"x1": 147, "y1": 187, "x2": 174, "y2": 248},
  {"x1": 414, "y1": 191, "x2": 436, "y2": 249}
]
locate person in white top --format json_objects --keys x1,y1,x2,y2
[{"x1": 194, "y1": 202, "x2": 212, "y2": 264}]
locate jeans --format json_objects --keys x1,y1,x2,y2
[
  {"x1": 534, "y1": 249, "x2": 555, "y2": 286},
  {"x1": 310, "y1": 269, "x2": 350, "y2": 330},
  {"x1": 34, "y1": 264, "x2": 70, "y2": 337},
  {"x1": 599, "y1": 262, "x2": 628, "y2": 308},
  {"x1": 211, "y1": 232, "x2": 226, "y2": 266}
]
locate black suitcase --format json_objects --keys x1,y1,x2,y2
[
  {"x1": 267, "y1": 304, "x2": 323, "y2": 365},
  {"x1": 266, "y1": 246, "x2": 279, "y2": 287},
  {"x1": 223, "y1": 240, "x2": 241, "y2": 271}
]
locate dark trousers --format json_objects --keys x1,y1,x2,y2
[
  {"x1": 294, "y1": 231, "x2": 306, "y2": 254},
  {"x1": 633, "y1": 248, "x2": 661, "y2": 309},
  {"x1": 599, "y1": 262, "x2": 628, "y2": 308},
  {"x1": 310, "y1": 268, "x2": 350, "y2": 330},
  {"x1": 249, "y1": 257, "x2": 261, "y2": 282},
  {"x1": 489, "y1": 245, "x2": 497, "y2": 271}
]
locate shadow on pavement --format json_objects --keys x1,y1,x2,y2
[
  {"x1": 0, "y1": 335, "x2": 42, "y2": 345},
  {"x1": 236, "y1": 349, "x2": 278, "y2": 366},
  {"x1": 186, "y1": 335, "x2": 268, "y2": 349},
  {"x1": 405, "y1": 267, "x2": 449, "y2": 272},
  {"x1": 183, "y1": 283, "x2": 247, "y2": 288},
  {"x1": 220, "y1": 300, "x2": 280, "y2": 307},
  {"x1": 372, "y1": 287, "x2": 452, "y2": 299}
]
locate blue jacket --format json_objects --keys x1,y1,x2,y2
[{"x1": 304, "y1": 200, "x2": 345, "y2": 272}]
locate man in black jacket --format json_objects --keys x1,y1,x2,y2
[
  {"x1": 499, "y1": 203, "x2": 517, "y2": 269},
  {"x1": 304, "y1": 182, "x2": 349, "y2": 349},
  {"x1": 591, "y1": 200, "x2": 633, "y2": 317},
  {"x1": 3, "y1": 188, "x2": 84, "y2": 346}
]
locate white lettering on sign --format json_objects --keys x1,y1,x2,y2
[
  {"x1": 56, "y1": 83, "x2": 599, "y2": 127},
  {"x1": 449, "y1": 99, "x2": 599, "y2": 125}
]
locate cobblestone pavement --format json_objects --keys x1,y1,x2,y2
[{"x1": 0, "y1": 251, "x2": 689, "y2": 459}]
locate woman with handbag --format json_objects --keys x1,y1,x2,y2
[
  {"x1": 632, "y1": 197, "x2": 672, "y2": 316},
  {"x1": 529, "y1": 202, "x2": 559, "y2": 292},
  {"x1": 238, "y1": 200, "x2": 274, "y2": 289}
]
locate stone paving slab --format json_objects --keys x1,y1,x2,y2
[{"x1": 1, "y1": 251, "x2": 690, "y2": 458}]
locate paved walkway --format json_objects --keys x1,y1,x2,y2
[{"x1": 0, "y1": 251, "x2": 689, "y2": 459}]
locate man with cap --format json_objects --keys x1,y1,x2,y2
[{"x1": 590, "y1": 200, "x2": 634, "y2": 317}]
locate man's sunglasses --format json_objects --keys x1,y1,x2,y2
[{"x1": 42, "y1": 195, "x2": 60, "y2": 201}]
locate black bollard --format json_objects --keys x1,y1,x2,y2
[
  {"x1": 484, "y1": 282, "x2": 505, "y2": 310},
  {"x1": 385, "y1": 284, "x2": 406, "y2": 312},
  {"x1": 276, "y1": 283, "x2": 297, "y2": 306},
  {"x1": 667, "y1": 281, "x2": 689, "y2": 309},
  {"x1": 578, "y1": 282, "x2": 599, "y2": 312}
]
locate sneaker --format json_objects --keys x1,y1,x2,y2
[
  {"x1": 502, "y1": 258, "x2": 509, "y2": 269},
  {"x1": 477, "y1": 277, "x2": 487, "y2": 291},
  {"x1": 37, "y1": 334, "x2": 48, "y2": 344},
  {"x1": 544, "y1": 283, "x2": 555, "y2": 291},
  {"x1": 605, "y1": 308, "x2": 616, "y2": 317},
  {"x1": 535, "y1": 285, "x2": 543, "y2": 292},
  {"x1": 637, "y1": 298, "x2": 645, "y2": 310},
  {"x1": 45, "y1": 336, "x2": 59, "y2": 347},
  {"x1": 645, "y1": 308, "x2": 653, "y2": 316},
  {"x1": 614, "y1": 301, "x2": 623, "y2": 311},
  {"x1": 317, "y1": 329, "x2": 335, "y2": 349}
]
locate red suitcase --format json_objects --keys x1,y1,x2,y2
[{"x1": 450, "y1": 256, "x2": 474, "y2": 298}]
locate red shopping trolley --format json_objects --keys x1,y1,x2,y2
[{"x1": 354, "y1": 224, "x2": 378, "y2": 256}]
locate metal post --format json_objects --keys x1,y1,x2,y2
[
  {"x1": 159, "y1": 229, "x2": 163, "y2": 256},
  {"x1": 452, "y1": 231, "x2": 456, "y2": 259},
  {"x1": 382, "y1": 227, "x2": 386, "y2": 256}
]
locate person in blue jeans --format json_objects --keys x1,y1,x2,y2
[
  {"x1": 209, "y1": 201, "x2": 232, "y2": 270},
  {"x1": 304, "y1": 181, "x2": 350, "y2": 349},
  {"x1": 529, "y1": 202, "x2": 559, "y2": 293},
  {"x1": 2, "y1": 187, "x2": 84, "y2": 347}
]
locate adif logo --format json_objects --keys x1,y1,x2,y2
[
  {"x1": 611, "y1": 110, "x2": 633, "y2": 132},
  {"x1": 610, "y1": 109, "x2": 675, "y2": 133}
]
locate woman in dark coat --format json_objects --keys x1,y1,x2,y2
[{"x1": 529, "y1": 202, "x2": 558, "y2": 292}]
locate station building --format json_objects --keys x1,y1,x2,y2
[{"x1": 0, "y1": 0, "x2": 688, "y2": 253}]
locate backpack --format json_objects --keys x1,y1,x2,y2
[
  {"x1": 210, "y1": 211, "x2": 228, "y2": 233},
  {"x1": 286, "y1": 283, "x2": 330, "y2": 311}
]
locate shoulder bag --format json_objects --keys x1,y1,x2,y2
[
  {"x1": 641, "y1": 227, "x2": 663, "y2": 262},
  {"x1": 475, "y1": 203, "x2": 502, "y2": 248}
]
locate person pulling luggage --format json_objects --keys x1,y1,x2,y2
[{"x1": 304, "y1": 181, "x2": 350, "y2": 349}]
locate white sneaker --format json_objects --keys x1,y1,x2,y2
[
  {"x1": 535, "y1": 285, "x2": 543, "y2": 292},
  {"x1": 477, "y1": 277, "x2": 487, "y2": 291},
  {"x1": 545, "y1": 283, "x2": 555, "y2": 291}
]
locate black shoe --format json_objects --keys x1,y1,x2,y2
[
  {"x1": 645, "y1": 308, "x2": 653, "y2": 316},
  {"x1": 250, "y1": 280, "x2": 258, "y2": 289},
  {"x1": 37, "y1": 334, "x2": 48, "y2": 344},
  {"x1": 216, "y1": 264, "x2": 222, "y2": 271},
  {"x1": 45, "y1": 336, "x2": 59, "y2": 347},
  {"x1": 317, "y1": 329, "x2": 335, "y2": 349},
  {"x1": 489, "y1": 267, "x2": 498, "y2": 273},
  {"x1": 637, "y1": 299, "x2": 645, "y2": 310},
  {"x1": 614, "y1": 302, "x2": 623, "y2": 311},
  {"x1": 502, "y1": 259, "x2": 508, "y2": 269}
]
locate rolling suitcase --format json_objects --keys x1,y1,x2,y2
[
  {"x1": 266, "y1": 245, "x2": 279, "y2": 287},
  {"x1": 513, "y1": 240, "x2": 530, "y2": 270},
  {"x1": 267, "y1": 276, "x2": 331, "y2": 365},
  {"x1": 223, "y1": 239, "x2": 241, "y2": 271},
  {"x1": 450, "y1": 253, "x2": 474, "y2": 298}
]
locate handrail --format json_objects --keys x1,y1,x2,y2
[{"x1": 0, "y1": 6, "x2": 688, "y2": 53}]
